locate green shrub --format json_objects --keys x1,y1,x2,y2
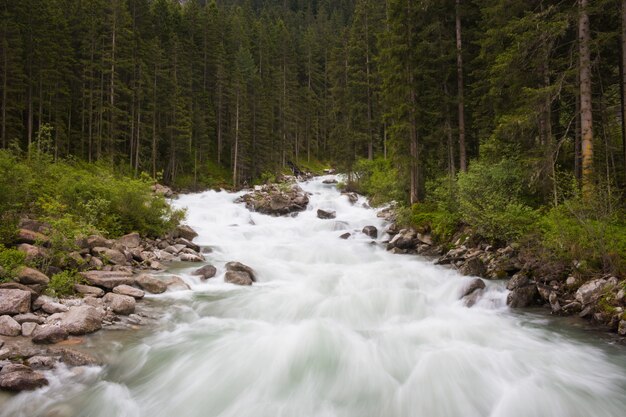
[
  {"x1": 399, "y1": 203, "x2": 460, "y2": 242},
  {"x1": 457, "y1": 158, "x2": 539, "y2": 242},
  {"x1": 0, "y1": 244, "x2": 27, "y2": 281},
  {"x1": 47, "y1": 270, "x2": 85, "y2": 297},
  {"x1": 540, "y1": 197, "x2": 626, "y2": 275},
  {"x1": 352, "y1": 157, "x2": 405, "y2": 206}
]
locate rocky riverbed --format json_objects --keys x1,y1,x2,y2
[
  {"x1": 377, "y1": 209, "x2": 626, "y2": 337},
  {"x1": 0, "y1": 217, "x2": 260, "y2": 393}
]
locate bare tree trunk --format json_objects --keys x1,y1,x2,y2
[
  {"x1": 456, "y1": 0, "x2": 467, "y2": 172},
  {"x1": 579, "y1": 0, "x2": 594, "y2": 195},
  {"x1": 365, "y1": 7, "x2": 373, "y2": 160}
]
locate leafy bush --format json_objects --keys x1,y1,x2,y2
[
  {"x1": 0, "y1": 244, "x2": 27, "y2": 281},
  {"x1": 398, "y1": 203, "x2": 460, "y2": 243},
  {"x1": 47, "y1": 270, "x2": 84, "y2": 296},
  {"x1": 0, "y1": 149, "x2": 184, "y2": 241},
  {"x1": 540, "y1": 195, "x2": 626, "y2": 275},
  {"x1": 456, "y1": 158, "x2": 539, "y2": 242},
  {"x1": 352, "y1": 157, "x2": 405, "y2": 206}
]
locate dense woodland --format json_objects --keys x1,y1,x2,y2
[{"x1": 1, "y1": 0, "x2": 625, "y2": 274}]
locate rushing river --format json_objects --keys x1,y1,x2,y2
[{"x1": 2, "y1": 176, "x2": 626, "y2": 417}]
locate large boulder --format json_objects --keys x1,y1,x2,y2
[
  {"x1": 113, "y1": 285, "x2": 144, "y2": 299},
  {"x1": 0, "y1": 289, "x2": 31, "y2": 315},
  {"x1": 74, "y1": 284, "x2": 105, "y2": 298},
  {"x1": 225, "y1": 271, "x2": 253, "y2": 286},
  {"x1": 172, "y1": 225, "x2": 198, "y2": 241},
  {"x1": 507, "y1": 284, "x2": 539, "y2": 308},
  {"x1": 117, "y1": 232, "x2": 141, "y2": 249},
  {"x1": 60, "y1": 306, "x2": 104, "y2": 335},
  {"x1": 15, "y1": 229, "x2": 50, "y2": 246},
  {"x1": 161, "y1": 276, "x2": 191, "y2": 292},
  {"x1": 86, "y1": 235, "x2": 113, "y2": 249},
  {"x1": 17, "y1": 244, "x2": 48, "y2": 262},
  {"x1": 575, "y1": 278, "x2": 610, "y2": 306},
  {"x1": 12, "y1": 313, "x2": 45, "y2": 325},
  {"x1": 0, "y1": 364, "x2": 48, "y2": 391},
  {"x1": 15, "y1": 267, "x2": 49, "y2": 286},
  {"x1": 103, "y1": 293, "x2": 135, "y2": 315},
  {"x1": 459, "y1": 257, "x2": 487, "y2": 278},
  {"x1": 362, "y1": 226, "x2": 378, "y2": 239},
  {"x1": 135, "y1": 274, "x2": 167, "y2": 294},
  {"x1": 317, "y1": 209, "x2": 336, "y2": 220},
  {"x1": 225, "y1": 262, "x2": 256, "y2": 282},
  {"x1": 80, "y1": 270, "x2": 135, "y2": 290},
  {"x1": 51, "y1": 348, "x2": 99, "y2": 367},
  {"x1": 387, "y1": 229, "x2": 418, "y2": 251},
  {"x1": 91, "y1": 247, "x2": 128, "y2": 266},
  {"x1": 31, "y1": 325, "x2": 68, "y2": 344},
  {"x1": 0, "y1": 315, "x2": 22, "y2": 336},
  {"x1": 191, "y1": 264, "x2": 217, "y2": 280}
]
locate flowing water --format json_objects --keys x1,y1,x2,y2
[{"x1": 2, "y1": 176, "x2": 626, "y2": 417}]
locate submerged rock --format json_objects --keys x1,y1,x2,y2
[
  {"x1": 362, "y1": 226, "x2": 378, "y2": 239},
  {"x1": 225, "y1": 271, "x2": 253, "y2": 286},
  {"x1": 317, "y1": 209, "x2": 336, "y2": 219},
  {"x1": 225, "y1": 262, "x2": 256, "y2": 282}
]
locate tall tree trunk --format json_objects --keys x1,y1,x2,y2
[
  {"x1": 109, "y1": 2, "x2": 117, "y2": 154},
  {"x1": 622, "y1": 0, "x2": 626, "y2": 186},
  {"x1": 233, "y1": 89, "x2": 240, "y2": 187},
  {"x1": 152, "y1": 62, "x2": 158, "y2": 178},
  {"x1": 579, "y1": 0, "x2": 594, "y2": 195},
  {"x1": 365, "y1": 7, "x2": 373, "y2": 160},
  {"x1": 1, "y1": 35, "x2": 7, "y2": 149},
  {"x1": 456, "y1": 0, "x2": 467, "y2": 172}
]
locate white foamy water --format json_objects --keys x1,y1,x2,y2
[{"x1": 2, "y1": 176, "x2": 626, "y2": 417}]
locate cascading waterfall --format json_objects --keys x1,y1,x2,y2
[{"x1": 2, "y1": 176, "x2": 625, "y2": 417}]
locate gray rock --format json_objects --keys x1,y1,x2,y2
[
  {"x1": 15, "y1": 267, "x2": 49, "y2": 286},
  {"x1": 41, "y1": 301, "x2": 69, "y2": 314},
  {"x1": 74, "y1": 284, "x2": 105, "y2": 297},
  {"x1": 92, "y1": 247, "x2": 128, "y2": 265},
  {"x1": 15, "y1": 229, "x2": 50, "y2": 246},
  {"x1": 86, "y1": 235, "x2": 112, "y2": 249},
  {"x1": 135, "y1": 274, "x2": 167, "y2": 294},
  {"x1": 461, "y1": 278, "x2": 486, "y2": 298},
  {"x1": 31, "y1": 325, "x2": 69, "y2": 344},
  {"x1": 60, "y1": 306, "x2": 104, "y2": 335},
  {"x1": 317, "y1": 209, "x2": 336, "y2": 219},
  {"x1": 89, "y1": 256, "x2": 104, "y2": 269},
  {"x1": 117, "y1": 232, "x2": 141, "y2": 249},
  {"x1": 12, "y1": 313, "x2": 45, "y2": 325},
  {"x1": 21, "y1": 322, "x2": 37, "y2": 337},
  {"x1": 506, "y1": 273, "x2": 530, "y2": 291},
  {"x1": 339, "y1": 232, "x2": 351, "y2": 240},
  {"x1": 51, "y1": 348, "x2": 99, "y2": 367},
  {"x1": 112, "y1": 285, "x2": 144, "y2": 299},
  {"x1": 575, "y1": 279, "x2": 609, "y2": 306},
  {"x1": 17, "y1": 244, "x2": 48, "y2": 262},
  {"x1": 80, "y1": 270, "x2": 135, "y2": 290},
  {"x1": 103, "y1": 293, "x2": 136, "y2": 315},
  {"x1": 176, "y1": 238, "x2": 200, "y2": 252},
  {"x1": 191, "y1": 265, "x2": 217, "y2": 280},
  {"x1": 0, "y1": 315, "x2": 22, "y2": 336},
  {"x1": 460, "y1": 257, "x2": 487, "y2": 278},
  {"x1": 27, "y1": 355, "x2": 57, "y2": 370},
  {"x1": 618, "y1": 320, "x2": 626, "y2": 336},
  {"x1": 0, "y1": 364, "x2": 48, "y2": 391},
  {"x1": 342, "y1": 192, "x2": 358, "y2": 204},
  {"x1": 387, "y1": 229, "x2": 418, "y2": 251},
  {"x1": 161, "y1": 276, "x2": 191, "y2": 292},
  {"x1": 507, "y1": 285, "x2": 539, "y2": 308},
  {"x1": 0, "y1": 289, "x2": 31, "y2": 315},
  {"x1": 173, "y1": 225, "x2": 198, "y2": 241},
  {"x1": 225, "y1": 262, "x2": 256, "y2": 281},
  {"x1": 180, "y1": 253, "x2": 204, "y2": 262},
  {"x1": 362, "y1": 226, "x2": 378, "y2": 239},
  {"x1": 225, "y1": 271, "x2": 253, "y2": 286}
]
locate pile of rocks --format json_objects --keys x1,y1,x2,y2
[
  {"x1": 14, "y1": 221, "x2": 204, "y2": 275},
  {"x1": 236, "y1": 182, "x2": 309, "y2": 216}
]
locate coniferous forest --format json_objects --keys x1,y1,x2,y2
[{"x1": 1, "y1": 1, "x2": 626, "y2": 272}]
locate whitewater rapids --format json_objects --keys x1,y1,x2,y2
[{"x1": 1, "y1": 176, "x2": 625, "y2": 417}]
